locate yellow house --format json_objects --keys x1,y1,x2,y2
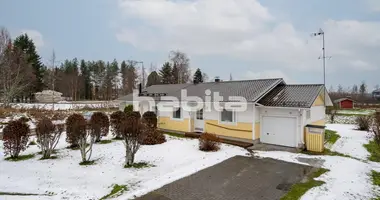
[{"x1": 118, "y1": 78, "x2": 333, "y2": 151}]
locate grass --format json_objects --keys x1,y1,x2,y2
[
  {"x1": 5, "y1": 154, "x2": 35, "y2": 161},
  {"x1": 124, "y1": 162, "x2": 155, "y2": 169},
  {"x1": 79, "y1": 160, "x2": 96, "y2": 166},
  {"x1": 39, "y1": 155, "x2": 59, "y2": 160},
  {"x1": 371, "y1": 170, "x2": 380, "y2": 200},
  {"x1": 67, "y1": 143, "x2": 89, "y2": 150},
  {"x1": 281, "y1": 168, "x2": 329, "y2": 200},
  {"x1": 100, "y1": 184, "x2": 128, "y2": 200},
  {"x1": 99, "y1": 140, "x2": 113, "y2": 144},
  {"x1": 28, "y1": 141, "x2": 37, "y2": 145},
  {"x1": 325, "y1": 129, "x2": 341, "y2": 145},
  {"x1": 112, "y1": 137, "x2": 124, "y2": 141},
  {"x1": 364, "y1": 140, "x2": 380, "y2": 162},
  {"x1": 165, "y1": 132, "x2": 185, "y2": 138}
]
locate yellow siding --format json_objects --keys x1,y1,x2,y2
[
  {"x1": 204, "y1": 120, "x2": 253, "y2": 140},
  {"x1": 311, "y1": 119, "x2": 325, "y2": 126},
  {"x1": 313, "y1": 94, "x2": 324, "y2": 106},
  {"x1": 158, "y1": 117, "x2": 189, "y2": 132},
  {"x1": 254, "y1": 122, "x2": 260, "y2": 139},
  {"x1": 305, "y1": 127, "x2": 324, "y2": 152},
  {"x1": 190, "y1": 118, "x2": 194, "y2": 132}
]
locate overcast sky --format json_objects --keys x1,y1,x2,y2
[{"x1": 1, "y1": 0, "x2": 380, "y2": 91}]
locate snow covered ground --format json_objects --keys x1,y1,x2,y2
[
  {"x1": 0, "y1": 134, "x2": 247, "y2": 200},
  {"x1": 254, "y1": 124, "x2": 380, "y2": 200},
  {"x1": 336, "y1": 109, "x2": 375, "y2": 116}
]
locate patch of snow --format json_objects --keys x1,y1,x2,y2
[
  {"x1": 0, "y1": 135, "x2": 246, "y2": 200},
  {"x1": 326, "y1": 115, "x2": 356, "y2": 124},
  {"x1": 327, "y1": 124, "x2": 371, "y2": 160},
  {"x1": 336, "y1": 109, "x2": 375, "y2": 115},
  {"x1": 10, "y1": 102, "x2": 118, "y2": 111}
]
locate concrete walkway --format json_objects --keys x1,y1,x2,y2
[{"x1": 135, "y1": 156, "x2": 313, "y2": 200}]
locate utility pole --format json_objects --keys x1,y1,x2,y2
[{"x1": 312, "y1": 28, "x2": 326, "y2": 107}]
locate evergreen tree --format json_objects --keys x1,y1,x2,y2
[
  {"x1": 104, "y1": 59, "x2": 119, "y2": 99},
  {"x1": 146, "y1": 71, "x2": 161, "y2": 87},
  {"x1": 159, "y1": 62, "x2": 172, "y2": 84},
  {"x1": 13, "y1": 34, "x2": 45, "y2": 94},
  {"x1": 120, "y1": 60, "x2": 127, "y2": 95},
  {"x1": 125, "y1": 62, "x2": 138, "y2": 94},
  {"x1": 193, "y1": 68, "x2": 203, "y2": 84},
  {"x1": 172, "y1": 64, "x2": 179, "y2": 84},
  {"x1": 80, "y1": 60, "x2": 92, "y2": 100},
  {"x1": 359, "y1": 81, "x2": 367, "y2": 96}
]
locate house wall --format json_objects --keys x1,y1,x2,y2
[
  {"x1": 203, "y1": 104, "x2": 254, "y2": 140},
  {"x1": 308, "y1": 106, "x2": 325, "y2": 126},
  {"x1": 158, "y1": 106, "x2": 191, "y2": 132}
]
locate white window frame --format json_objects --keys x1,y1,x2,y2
[
  {"x1": 196, "y1": 109, "x2": 204, "y2": 120},
  {"x1": 219, "y1": 108, "x2": 237, "y2": 125},
  {"x1": 171, "y1": 107, "x2": 183, "y2": 121}
]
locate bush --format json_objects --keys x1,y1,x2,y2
[
  {"x1": 110, "y1": 111, "x2": 126, "y2": 139},
  {"x1": 90, "y1": 112, "x2": 109, "y2": 142},
  {"x1": 142, "y1": 111, "x2": 157, "y2": 128},
  {"x1": 355, "y1": 115, "x2": 372, "y2": 131},
  {"x1": 36, "y1": 117, "x2": 64, "y2": 159},
  {"x1": 3, "y1": 120, "x2": 30, "y2": 158},
  {"x1": 66, "y1": 113, "x2": 85, "y2": 148},
  {"x1": 372, "y1": 112, "x2": 380, "y2": 146},
  {"x1": 124, "y1": 105, "x2": 134, "y2": 114},
  {"x1": 141, "y1": 111, "x2": 165, "y2": 145},
  {"x1": 122, "y1": 111, "x2": 144, "y2": 167},
  {"x1": 199, "y1": 133, "x2": 221, "y2": 152}
]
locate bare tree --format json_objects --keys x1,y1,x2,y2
[
  {"x1": 169, "y1": 50, "x2": 191, "y2": 83},
  {"x1": 0, "y1": 28, "x2": 32, "y2": 107}
]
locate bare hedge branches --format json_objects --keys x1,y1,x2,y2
[
  {"x1": 110, "y1": 111, "x2": 125, "y2": 139},
  {"x1": 355, "y1": 115, "x2": 372, "y2": 131},
  {"x1": 141, "y1": 111, "x2": 166, "y2": 145},
  {"x1": 90, "y1": 112, "x2": 109, "y2": 142},
  {"x1": 199, "y1": 133, "x2": 221, "y2": 152},
  {"x1": 65, "y1": 113, "x2": 83, "y2": 148},
  {"x1": 36, "y1": 117, "x2": 63, "y2": 159},
  {"x1": 3, "y1": 119, "x2": 30, "y2": 158}
]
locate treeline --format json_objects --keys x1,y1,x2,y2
[
  {"x1": 329, "y1": 81, "x2": 380, "y2": 103},
  {"x1": 0, "y1": 27, "x2": 208, "y2": 104}
]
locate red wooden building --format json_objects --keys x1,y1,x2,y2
[{"x1": 333, "y1": 98, "x2": 354, "y2": 109}]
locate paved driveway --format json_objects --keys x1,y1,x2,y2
[{"x1": 135, "y1": 156, "x2": 313, "y2": 200}]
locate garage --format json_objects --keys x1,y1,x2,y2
[{"x1": 261, "y1": 116, "x2": 297, "y2": 147}]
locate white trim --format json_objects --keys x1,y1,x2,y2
[
  {"x1": 257, "y1": 105, "x2": 308, "y2": 110},
  {"x1": 218, "y1": 109, "x2": 237, "y2": 126},
  {"x1": 252, "y1": 104, "x2": 256, "y2": 140}
]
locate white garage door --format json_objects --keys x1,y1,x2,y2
[{"x1": 261, "y1": 116, "x2": 297, "y2": 147}]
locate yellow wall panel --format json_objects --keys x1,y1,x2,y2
[
  {"x1": 204, "y1": 120, "x2": 253, "y2": 140},
  {"x1": 255, "y1": 122, "x2": 260, "y2": 139},
  {"x1": 311, "y1": 119, "x2": 325, "y2": 126},
  {"x1": 158, "y1": 117, "x2": 189, "y2": 132},
  {"x1": 305, "y1": 127, "x2": 324, "y2": 152},
  {"x1": 312, "y1": 94, "x2": 324, "y2": 106}
]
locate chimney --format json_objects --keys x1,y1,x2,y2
[
  {"x1": 138, "y1": 83, "x2": 142, "y2": 95},
  {"x1": 215, "y1": 76, "x2": 220, "y2": 83}
]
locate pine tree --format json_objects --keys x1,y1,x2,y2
[
  {"x1": 120, "y1": 61, "x2": 127, "y2": 95},
  {"x1": 125, "y1": 62, "x2": 138, "y2": 94},
  {"x1": 359, "y1": 81, "x2": 367, "y2": 96},
  {"x1": 13, "y1": 34, "x2": 45, "y2": 95},
  {"x1": 159, "y1": 62, "x2": 173, "y2": 84},
  {"x1": 104, "y1": 59, "x2": 119, "y2": 100},
  {"x1": 80, "y1": 60, "x2": 92, "y2": 100},
  {"x1": 193, "y1": 68, "x2": 203, "y2": 84},
  {"x1": 172, "y1": 64, "x2": 179, "y2": 84},
  {"x1": 146, "y1": 71, "x2": 161, "y2": 87}
]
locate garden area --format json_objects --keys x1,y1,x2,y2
[{"x1": 0, "y1": 106, "x2": 246, "y2": 199}]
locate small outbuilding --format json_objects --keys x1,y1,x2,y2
[{"x1": 333, "y1": 97, "x2": 354, "y2": 109}]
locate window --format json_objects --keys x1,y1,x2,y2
[
  {"x1": 173, "y1": 107, "x2": 181, "y2": 119},
  {"x1": 196, "y1": 109, "x2": 203, "y2": 120},
  {"x1": 221, "y1": 109, "x2": 234, "y2": 122},
  {"x1": 306, "y1": 110, "x2": 311, "y2": 119}
]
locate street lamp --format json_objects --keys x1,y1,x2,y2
[{"x1": 312, "y1": 28, "x2": 326, "y2": 107}]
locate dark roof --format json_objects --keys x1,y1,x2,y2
[
  {"x1": 258, "y1": 84, "x2": 324, "y2": 108},
  {"x1": 166, "y1": 78, "x2": 283, "y2": 102},
  {"x1": 117, "y1": 83, "x2": 190, "y2": 101}
]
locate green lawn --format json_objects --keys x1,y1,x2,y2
[
  {"x1": 100, "y1": 184, "x2": 128, "y2": 200},
  {"x1": 281, "y1": 168, "x2": 329, "y2": 200},
  {"x1": 5, "y1": 154, "x2": 35, "y2": 161},
  {"x1": 364, "y1": 140, "x2": 380, "y2": 162},
  {"x1": 371, "y1": 170, "x2": 380, "y2": 200},
  {"x1": 325, "y1": 129, "x2": 341, "y2": 145},
  {"x1": 124, "y1": 162, "x2": 155, "y2": 169}
]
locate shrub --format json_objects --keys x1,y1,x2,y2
[
  {"x1": 355, "y1": 115, "x2": 372, "y2": 131},
  {"x1": 110, "y1": 111, "x2": 126, "y2": 139},
  {"x1": 141, "y1": 111, "x2": 166, "y2": 145},
  {"x1": 122, "y1": 111, "x2": 144, "y2": 167},
  {"x1": 66, "y1": 113, "x2": 95, "y2": 163},
  {"x1": 36, "y1": 117, "x2": 64, "y2": 159},
  {"x1": 372, "y1": 112, "x2": 380, "y2": 146},
  {"x1": 142, "y1": 111, "x2": 157, "y2": 128},
  {"x1": 3, "y1": 120, "x2": 30, "y2": 158},
  {"x1": 124, "y1": 104, "x2": 134, "y2": 114},
  {"x1": 66, "y1": 113, "x2": 84, "y2": 148},
  {"x1": 199, "y1": 133, "x2": 221, "y2": 152},
  {"x1": 90, "y1": 112, "x2": 110, "y2": 142}
]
